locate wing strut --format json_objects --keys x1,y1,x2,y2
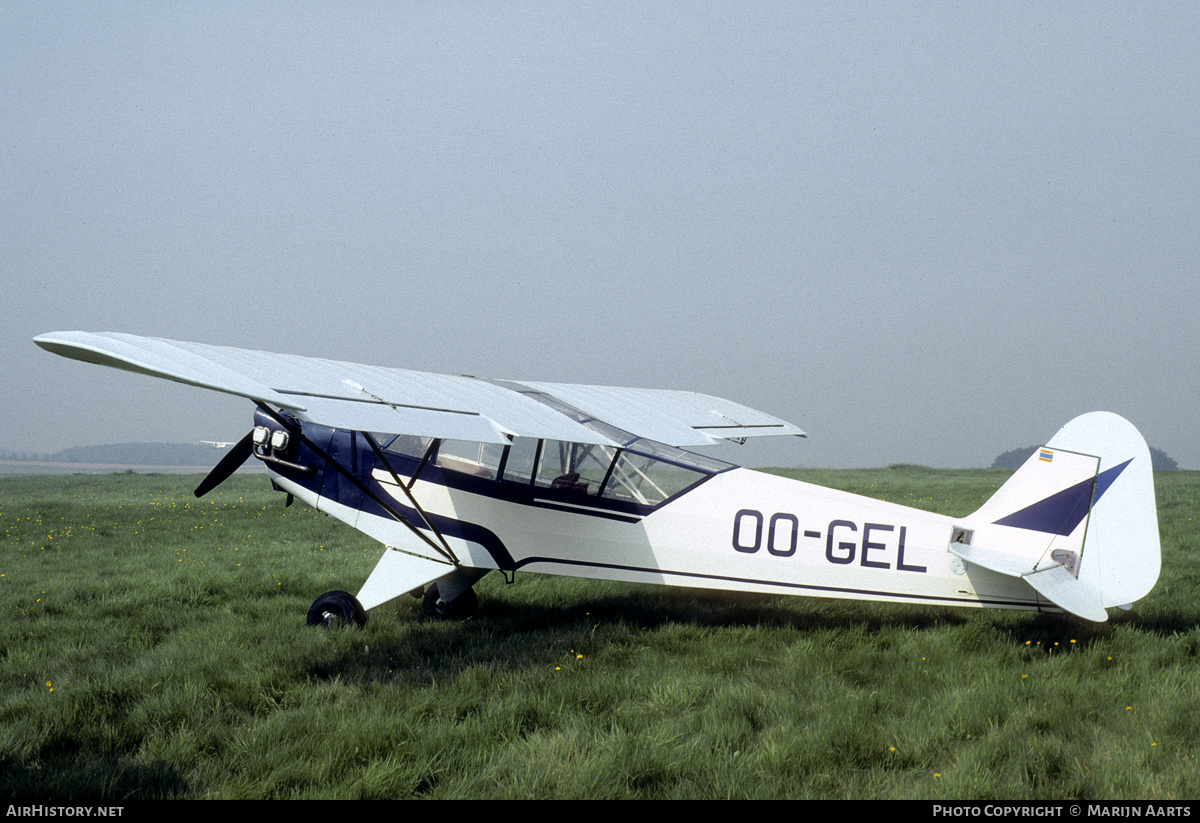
[
  {"x1": 256, "y1": 405, "x2": 459, "y2": 566},
  {"x1": 362, "y1": 432, "x2": 457, "y2": 562}
]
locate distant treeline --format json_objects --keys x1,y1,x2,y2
[
  {"x1": 992, "y1": 445, "x2": 1179, "y2": 471},
  {"x1": 0, "y1": 442, "x2": 226, "y2": 466}
]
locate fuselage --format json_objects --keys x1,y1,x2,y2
[{"x1": 256, "y1": 409, "x2": 1049, "y2": 615}]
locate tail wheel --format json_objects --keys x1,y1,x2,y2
[
  {"x1": 307, "y1": 590, "x2": 367, "y2": 628},
  {"x1": 422, "y1": 583, "x2": 478, "y2": 619}
]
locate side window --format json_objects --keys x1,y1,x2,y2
[
  {"x1": 380, "y1": 434, "x2": 433, "y2": 460},
  {"x1": 502, "y1": 438, "x2": 539, "y2": 485},
  {"x1": 434, "y1": 439, "x2": 505, "y2": 481},
  {"x1": 535, "y1": 441, "x2": 616, "y2": 495},
  {"x1": 601, "y1": 452, "x2": 708, "y2": 506}
]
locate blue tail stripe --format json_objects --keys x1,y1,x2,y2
[{"x1": 993, "y1": 458, "x2": 1132, "y2": 535}]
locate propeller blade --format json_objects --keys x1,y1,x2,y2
[{"x1": 194, "y1": 431, "x2": 255, "y2": 498}]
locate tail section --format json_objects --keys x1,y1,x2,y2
[{"x1": 952, "y1": 412, "x2": 1160, "y2": 621}]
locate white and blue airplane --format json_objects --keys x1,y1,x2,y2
[{"x1": 35, "y1": 331, "x2": 1161, "y2": 625}]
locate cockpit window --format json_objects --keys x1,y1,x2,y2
[
  {"x1": 434, "y1": 439, "x2": 505, "y2": 481},
  {"x1": 378, "y1": 433, "x2": 433, "y2": 460},
  {"x1": 535, "y1": 440, "x2": 617, "y2": 495},
  {"x1": 598, "y1": 440, "x2": 730, "y2": 506},
  {"x1": 376, "y1": 429, "x2": 733, "y2": 511},
  {"x1": 502, "y1": 437, "x2": 539, "y2": 485}
]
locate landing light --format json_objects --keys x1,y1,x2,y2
[
  {"x1": 252, "y1": 426, "x2": 270, "y2": 446},
  {"x1": 270, "y1": 430, "x2": 290, "y2": 451}
]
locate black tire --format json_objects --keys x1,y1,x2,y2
[
  {"x1": 422, "y1": 583, "x2": 478, "y2": 619},
  {"x1": 307, "y1": 590, "x2": 367, "y2": 628}
]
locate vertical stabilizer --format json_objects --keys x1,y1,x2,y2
[
  {"x1": 1039, "y1": 412, "x2": 1160, "y2": 609},
  {"x1": 955, "y1": 412, "x2": 1160, "y2": 620}
]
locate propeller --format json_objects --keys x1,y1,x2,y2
[{"x1": 194, "y1": 430, "x2": 255, "y2": 498}]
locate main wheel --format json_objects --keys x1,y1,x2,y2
[
  {"x1": 422, "y1": 583, "x2": 478, "y2": 619},
  {"x1": 307, "y1": 590, "x2": 367, "y2": 628}
]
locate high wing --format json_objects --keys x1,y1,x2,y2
[{"x1": 34, "y1": 331, "x2": 805, "y2": 447}]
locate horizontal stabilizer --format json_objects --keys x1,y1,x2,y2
[
  {"x1": 949, "y1": 542, "x2": 1039, "y2": 578},
  {"x1": 1022, "y1": 564, "x2": 1108, "y2": 622},
  {"x1": 950, "y1": 543, "x2": 1106, "y2": 621}
]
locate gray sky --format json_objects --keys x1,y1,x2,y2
[{"x1": 4, "y1": 2, "x2": 1197, "y2": 469}]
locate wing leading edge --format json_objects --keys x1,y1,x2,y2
[{"x1": 34, "y1": 331, "x2": 805, "y2": 447}]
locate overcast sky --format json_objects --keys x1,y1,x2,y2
[{"x1": 4, "y1": 2, "x2": 1197, "y2": 469}]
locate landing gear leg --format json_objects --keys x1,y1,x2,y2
[
  {"x1": 423, "y1": 583, "x2": 478, "y2": 619},
  {"x1": 422, "y1": 569, "x2": 488, "y2": 619}
]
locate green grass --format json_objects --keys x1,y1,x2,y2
[{"x1": 2, "y1": 469, "x2": 1198, "y2": 799}]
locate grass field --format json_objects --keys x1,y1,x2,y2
[{"x1": 2, "y1": 468, "x2": 1198, "y2": 799}]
